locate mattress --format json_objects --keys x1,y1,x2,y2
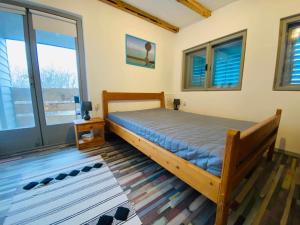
[{"x1": 108, "y1": 108, "x2": 254, "y2": 176}]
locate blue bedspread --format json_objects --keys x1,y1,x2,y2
[{"x1": 108, "y1": 108, "x2": 254, "y2": 176}]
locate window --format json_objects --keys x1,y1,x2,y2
[
  {"x1": 185, "y1": 47, "x2": 207, "y2": 88},
  {"x1": 274, "y1": 15, "x2": 300, "y2": 90},
  {"x1": 182, "y1": 30, "x2": 247, "y2": 91},
  {"x1": 211, "y1": 38, "x2": 243, "y2": 88},
  {"x1": 0, "y1": 7, "x2": 35, "y2": 130},
  {"x1": 32, "y1": 10, "x2": 81, "y2": 125}
]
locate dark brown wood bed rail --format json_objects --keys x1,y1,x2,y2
[{"x1": 102, "y1": 90, "x2": 282, "y2": 225}]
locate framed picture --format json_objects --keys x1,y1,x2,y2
[{"x1": 126, "y1": 34, "x2": 156, "y2": 69}]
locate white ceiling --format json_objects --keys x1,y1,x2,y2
[{"x1": 124, "y1": 0, "x2": 240, "y2": 28}]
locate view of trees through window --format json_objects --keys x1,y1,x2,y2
[
  {"x1": 7, "y1": 40, "x2": 78, "y2": 89},
  {"x1": 6, "y1": 39, "x2": 79, "y2": 127}
]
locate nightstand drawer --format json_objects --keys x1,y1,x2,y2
[{"x1": 76, "y1": 123, "x2": 104, "y2": 132}]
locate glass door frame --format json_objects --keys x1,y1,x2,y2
[
  {"x1": 0, "y1": 5, "x2": 43, "y2": 156},
  {"x1": 0, "y1": 0, "x2": 88, "y2": 155},
  {"x1": 28, "y1": 11, "x2": 82, "y2": 146}
]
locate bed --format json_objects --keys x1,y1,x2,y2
[{"x1": 102, "y1": 91, "x2": 282, "y2": 225}]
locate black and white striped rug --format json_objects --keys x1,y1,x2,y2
[{"x1": 3, "y1": 155, "x2": 141, "y2": 225}]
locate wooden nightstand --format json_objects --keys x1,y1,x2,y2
[{"x1": 74, "y1": 117, "x2": 105, "y2": 150}]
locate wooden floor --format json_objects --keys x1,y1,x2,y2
[{"x1": 0, "y1": 137, "x2": 299, "y2": 225}]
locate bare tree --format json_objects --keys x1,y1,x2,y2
[{"x1": 11, "y1": 67, "x2": 78, "y2": 88}]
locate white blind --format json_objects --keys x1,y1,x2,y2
[
  {"x1": 290, "y1": 36, "x2": 300, "y2": 85},
  {"x1": 282, "y1": 25, "x2": 300, "y2": 86},
  {"x1": 0, "y1": 5, "x2": 25, "y2": 41},
  {"x1": 212, "y1": 38, "x2": 242, "y2": 88},
  {"x1": 30, "y1": 10, "x2": 77, "y2": 37},
  {"x1": 191, "y1": 55, "x2": 206, "y2": 87},
  {"x1": 0, "y1": 3, "x2": 25, "y2": 15}
]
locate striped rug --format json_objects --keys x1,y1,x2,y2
[{"x1": 3, "y1": 155, "x2": 141, "y2": 225}]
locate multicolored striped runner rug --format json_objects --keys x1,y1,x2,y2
[{"x1": 3, "y1": 155, "x2": 141, "y2": 225}]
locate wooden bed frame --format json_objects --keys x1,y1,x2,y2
[{"x1": 102, "y1": 90, "x2": 282, "y2": 225}]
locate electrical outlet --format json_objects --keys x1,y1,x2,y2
[
  {"x1": 165, "y1": 93, "x2": 175, "y2": 109},
  {"x1": 167, "y1": 98, "x2": 173, "y2": 108}
]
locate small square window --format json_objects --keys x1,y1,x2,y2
[{"x1": 274, "y1": 15, "x2": 300, "y2": 90}]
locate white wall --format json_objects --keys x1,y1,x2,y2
[
  {"x1": 173, "y1": 0, "x2": 300, "y2": 154},
  {"x1": 33, "y1": 0, "x2": 300, "y2": 154},
  {"x1": 32, "y1": 0, "x2": 175, "y2": 113}
]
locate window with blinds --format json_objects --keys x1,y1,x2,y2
[
  {"x1": 184, "y1": 48, "x2": 206, "y2": 88},
  {"x1": 275, "y1": 15, "x2": 300, "y2": 90},
  {"x1": 211, "y1": 38, "x2": 242, "y2": 88},
  {"x1": 291, "y1": 35, "x2": 300, "y2": 84},
  {"x1": 191, "y1": 55, "x2": 206, "y2": 86},
  {"x1": 182, "y1": 30, "x2": 246, "y2": 90},
  {"x1": 282, "y1": 24, "x2": 300, "y2": 85}
]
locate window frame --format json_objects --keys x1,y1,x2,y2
[
  {"x1": 274, "y1": 14, "x2": 300, "y2": 91},
  {"x1": 182, "y1": 44, "x2": 209, "y2": 90},
  {"x1": 182, "y1": 30, "x2": 247, "y2": 91}
]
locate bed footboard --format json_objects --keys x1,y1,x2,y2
[
  {"x1": 215, "y1": 109, "x2": 282, "y2": 225},
  {"x1": 101, "y1": 91, "x2": 282, "y2": 225}
]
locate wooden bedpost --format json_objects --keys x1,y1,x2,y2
[
  {"x1": 267, "y1": 109, "x2": 282, "y2": 161},
  {"x1": 102, "y1": 90, "x2": 108, "y2": 119},
  {"x1": 160, "y1": 91, "x2": 165, "y2": 108},
  {"x1": 215, "y1": 129, "x2": 240, "y2": 225}
]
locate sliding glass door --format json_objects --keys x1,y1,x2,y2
[
  {"x1": 0, "y1": 2, "x2": 86, "y2": 156},
  {"x1": 29, "y1": 10, "x2": 81, "y2": 146},
  {"x1": 0, "y1": 5, "x2": 43, "y2": 154}
]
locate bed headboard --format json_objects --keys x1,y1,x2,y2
[{"x1": 102, "y1": 90, "x2": 165, "y2": 118}]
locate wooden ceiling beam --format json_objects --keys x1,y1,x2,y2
[
  {"x1": 98, "y1": 0, "x2": 179, "y2": 33},
  {"x1": 176, "y1": 0, "x2": 211, "y2": 18}
]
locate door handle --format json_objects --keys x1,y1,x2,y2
[{"x1": 29, "y1": 76, "x2": 35, "y2": 86}]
